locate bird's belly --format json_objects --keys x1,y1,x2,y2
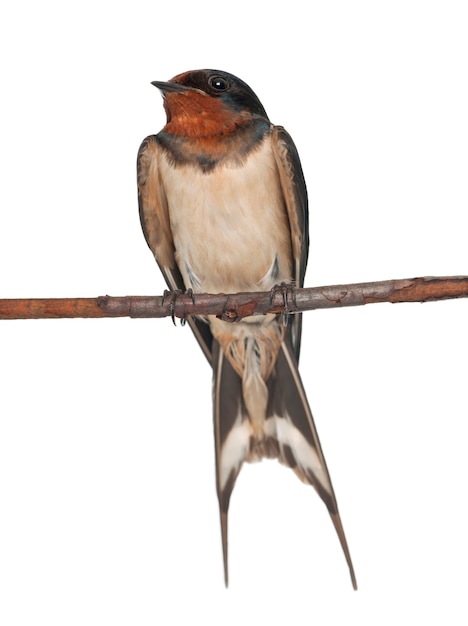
[{"x1": 161, "y1": 141, "x2": 293, "y2": 294}]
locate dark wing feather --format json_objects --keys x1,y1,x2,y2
[
  {"x1": 271, "y1": 128, "x2": 357, "y2": 589},
  {"x1": 137, "y1": 135, "x2": 213, "y2": 362},
  {"x1": 271, "y1": 126, "x2": 309, "y2": 361}
]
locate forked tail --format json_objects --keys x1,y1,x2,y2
[{"x1": 212, "y1": 337, "x2": 357, "y2": 589}]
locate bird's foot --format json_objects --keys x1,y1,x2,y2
[
  {"x1": 162, "y1": 288, "x2": 195, "y2": 326},
  {"x1": 162, "y1": 289, "x2": 184, "y2": 326},
  {"x1": 270, "y1": 282, "x2": 297, "y2": 327},
  {"x1": 180, "y1": 289, "x2": 195, "y2": 326}
]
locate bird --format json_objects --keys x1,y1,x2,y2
[{"x1": 137, "y1": 69, "x2": 356, "y2": 589}]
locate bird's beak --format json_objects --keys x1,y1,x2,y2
[
  {"x1": 151, "y1": 81, "x2": 205, "y2": 95},
  {"x1": 151, "y1": 80, "x2": 187, "y2": 92}
]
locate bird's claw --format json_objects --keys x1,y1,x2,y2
[
  {"x1": 180, "y1": 289, "x2": 195, "y2": 325},
  {"x1": 270, "y1": 282, "x2": 297, "y2": 327},
  {"x1": 162, "y1": 289, "x2": 183, "y2": 326},
  {"x1": 162, "y1": 288, "x2": 195, "y2": 326}
]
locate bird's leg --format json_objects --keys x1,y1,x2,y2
[{"x1": 270, "y1": 282, "x2": 297, "y2": 327}]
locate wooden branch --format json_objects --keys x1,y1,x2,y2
[{"x1": 1, "y1": 276, "x2": 467, "y2": 322}]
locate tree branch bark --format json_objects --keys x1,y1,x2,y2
[{"x1": 0, "y1": 276, "x2": 467, "y2": 321}]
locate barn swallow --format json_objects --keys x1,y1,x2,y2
[{"x1": 137, "y1": 69, "x2": 356, "y2": 589}]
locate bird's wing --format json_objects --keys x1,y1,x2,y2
[
  {"x1": 271, "y1": 126, "x2": 309, "y2": 361},
  {"x1": 271, "y1": 129, "x2": 357, "y2": 588},
  {"x1": 137, "y1": 135, "x2": 213, "y2": 363}
]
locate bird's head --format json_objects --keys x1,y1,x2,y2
[{"x1": 152, "y1": 69, "x2": 269, "y2": 137}]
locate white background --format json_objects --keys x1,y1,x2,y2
[{"x1": 1, "y1": 1, "x2": 467, "y2": 624}]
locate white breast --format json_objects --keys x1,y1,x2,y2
[{"x1": 159, "y1": 136, "x2": 293, "y2": 294}]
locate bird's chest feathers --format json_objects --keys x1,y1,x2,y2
[{"x1": 159, "y1": 138, "x2": 292, "y2": 293}]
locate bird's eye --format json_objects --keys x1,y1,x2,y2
[{"x1": 208, "y1": 75, "x2": 229, "y2": 92}]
